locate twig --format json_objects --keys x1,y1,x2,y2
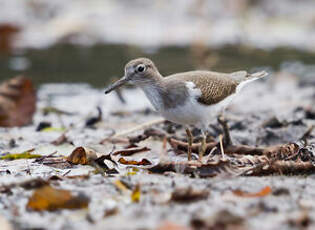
[
  {"x1": 219, "y1": 134, "x2": 225, "y2": 160},
  {"x1": 244, "y1": 160, "x2": 315, "y2": 176},
  {"x1": 112, "y1": 146, "x2": 150, "y2": 156},
  {"x1": 100, "y1": 118, "x2": 165, "y2": 144}
]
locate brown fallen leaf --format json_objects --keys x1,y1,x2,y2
[
  {"x1": 118, "y1": 157, "x2": 152, "y2": 166},
  {"x1": 0, "y1": 76, "x2": 36, "y2": 127},
  {"x1": 112, "y1": 146, "x2": 150, "y2": 156},
  {"x1": 67, "y1": 147, "x2": 97, "y2": 165},
  {"x1": 27, "y1": 185, "x2": 89, "y2": 211},
  {"x1": 232, "y1": 186, "x2": 272, "y2": 198},
  {"x1": 171, "y1": 187, "x2": 209, "y2": 203}
]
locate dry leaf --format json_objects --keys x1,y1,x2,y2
[
  {"x1": 171, "y1": 187, "x2": 209, "y2": 203},
  {"x1": 113, "y1": 146, "x2": 150, "y2": 156},
  {"x1": 232, "y1": 186, "x2": 272, "y2": 198},
  {"x1": 27, "y1": 185, "x2": 89, "y2": 211},
  {"x1": 67, "y1": 147, "x2": 97, "y2": 165},
  {"x1": 118, "y1": 157, "x2": 152, "y2": 166},
  {"x1": 0, "y1": 76, "x2": 36, "y2": 127},
  {"x1": 1, "y1": 151, "x2": 41, "y2": 160},
  {"x1": 131, "y1": 184, "x2": 141, "y2": 203}
]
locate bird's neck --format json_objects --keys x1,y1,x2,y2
[{"x1": 138, "y1": 75, "x2": 165, "y2": 112}]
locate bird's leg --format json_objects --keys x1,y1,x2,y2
[
  {"x1": 217, "y1": 115, "x2": 232, "y2": 146},
  {"x1": 199, "y1": 129, "x2": 207, "y2": 161},
  {"x1": 185, "y1": 127, "x2": 193, "y2": 161}
]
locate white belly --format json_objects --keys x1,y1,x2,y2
[
  {"x1": 160, "y1": 96, "x2": 232, "y2": 126},
  {"x1": 140, "y1": 81, "x2": 236, "y2": 127}
]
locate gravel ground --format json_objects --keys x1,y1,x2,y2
[{"x1": 0, "y1": 66, "x2": 314, "y2": 230}]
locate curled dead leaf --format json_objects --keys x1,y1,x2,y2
[
  {"x1": 67, "y1": 147, "x2": 97, "y2": 165},
  {"x1": 232, "y1": 186, "x2": 272, "y2": 198},
  {"x1": 0, "y1": 76, "x2": 36, "y2": 127},
  {"x1": 26, "y1": 185, "x2": 89, "y2": 211},
  {"x1": 118, "y1": 157, "x2": 152, "y2": 166}
]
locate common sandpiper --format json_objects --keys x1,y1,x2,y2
[{"x1": 105, "y1": 58, "x2": 268, "y2": 160}]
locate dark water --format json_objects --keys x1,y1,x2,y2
[{"x1": 1, "y1": 44, "x2": 315, "y2": 87}]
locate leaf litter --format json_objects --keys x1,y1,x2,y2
[{"x1": 0, "y1": 70, "x2": 314, "y2": 229}]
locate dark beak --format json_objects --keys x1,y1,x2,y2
[{"x1": 104, "y1": 77, "x2": 127, "y2": 94}]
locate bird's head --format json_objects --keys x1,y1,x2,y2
[{"x1": 104, "y1": 58, "x2": 160, "y2": 94}]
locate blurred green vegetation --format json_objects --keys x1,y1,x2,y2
[{"x1": 1, "y1": 44, "x2": 315, "y2": 87}]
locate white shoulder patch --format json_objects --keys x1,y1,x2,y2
[{"x1": 185, "y1": 81, "x2": 202, "y2": 97}]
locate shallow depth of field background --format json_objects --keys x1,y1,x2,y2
[{"x1": 1, "y1": 0, "x2": 315, "y2": 87}]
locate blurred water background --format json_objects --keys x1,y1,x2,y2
[{"x1": 0, "y1": 0, "x2": 315, "y2": 86}]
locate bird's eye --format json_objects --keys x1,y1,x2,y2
[{"x1": 136, "y1": 64, "x2": 146, "y2": 73}]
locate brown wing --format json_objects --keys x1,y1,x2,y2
[{"x1": 165, "y1": 71, "x2": 239, "y2": 105}]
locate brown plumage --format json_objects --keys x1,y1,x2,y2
[{"x1": 164, "y1": 71, "x2": 239, "y2": 105}]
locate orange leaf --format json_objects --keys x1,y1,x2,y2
[
  {"x1": 67, "y1": 147, "x2": 97, "y2": 165},
  {"x1": 118, "y1": 157, "x2": 151, "y2": 166},
  {"x1": 27, "y1": 185, "x2": 89, "y2": 211},
  {"x1": 67, "y1": 147, "x2": 88, "y2": 165},
  {"x1": 232, "y1": 186, "x2": 272, "y2": 197}
]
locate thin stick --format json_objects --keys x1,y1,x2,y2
[
  {"x1": 219, "y1": 134, "x2": 225, "y2": 160},
  {"x1": 100, "y1": 118, "x2": 165, "y2": 144}
]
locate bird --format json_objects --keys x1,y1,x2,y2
[{"x1": 104, "y1": 58, "x2": 268, "y2": 161}]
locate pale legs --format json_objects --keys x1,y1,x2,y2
[
  {"x1": 199, "y1": 129, "x2": 207, "y2": 161},
  {"x1": 185, "y1": 127, "x2": 207, "y2": 161},
  {"x1": 185, "y1": 128, "x2": 193, "y2": 161}
]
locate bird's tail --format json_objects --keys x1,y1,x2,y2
[{"x1": 246, "y1": 71, "x2": 269, "y2": 81}]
